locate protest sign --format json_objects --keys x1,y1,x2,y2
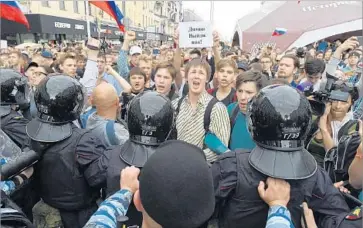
[
  {"x1": 0, "y1": 40, "x2": 8, "y2": 49},
  {"x1": 179, "y1": 21, "x2": 213, "y2": 48}
]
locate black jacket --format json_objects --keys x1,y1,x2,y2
[
  {"x1": 1, "y1": 110, "x2": 29, "y2": 149},
  {"x1": 33, "y1": 125, "x2": 109, "y2": 227},
  {"x1": 212, "y1": 150, "x2": 350, "y2": 228},
  {"x1": 106, "y1": 140, "x2": 159, "y2": 227}
]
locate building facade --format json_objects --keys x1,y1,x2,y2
[
  {"x1": 182, "y1": 9, "x2": 203, "y2": 22},
  {"x1": 1, "y1": 0, "x2": 182, "y2": 45}
]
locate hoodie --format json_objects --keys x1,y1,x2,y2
[{"x1": 86, "y1": 112, "x2": 129, "y2": 147}]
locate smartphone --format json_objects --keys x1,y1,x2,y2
[{"x1": 357, "y1": 36, "x2": 362, "y2": 47}]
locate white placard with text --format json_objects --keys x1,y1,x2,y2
[
  {"x1": 179, "y1": 21, "x2": 213, "y2": 48},
  {"x1": 0, "y1": 40, "x2": 8, "y2": 49}
]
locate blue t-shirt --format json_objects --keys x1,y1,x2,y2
[
  {"x1": 103, "y1": 73, "x2": 122, "y2": 95},
  {"x1": 227, "y1": 103, "x2": 256, "y2": 151}
]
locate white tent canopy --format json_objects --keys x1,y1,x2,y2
[{"x1": 287, "y1": 19, "x2": 362, "y2": 49}]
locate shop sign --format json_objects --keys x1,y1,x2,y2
[
  {"x1": 75, "y1": 24, "x2": 84, "y2": 30},
  {"x1": 54, "y1": 22, "x2": 71, "y2": 29}
]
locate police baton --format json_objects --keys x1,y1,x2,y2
[
  {"x1": 342, "y1": 192, "x2": 363, "y2": 207},
  {"x1": 1, "y1": 150, "x2": 40, "y2": 181}
]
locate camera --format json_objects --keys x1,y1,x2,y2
[{"x1": 305, "y1": 73, "x2": 350, "y2": 116}]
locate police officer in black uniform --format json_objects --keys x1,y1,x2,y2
[
  {"x1": 0, "y1": 69, "x2": 39, "y2": 220},
  {"x1": 106, "y1": 91, "x2": 175, "y2": 226},
  {"x1": 212, "y1": 85, "x2": 350, "y2": 228},
  {"x1": 0, "y1": 69, "x2": 30, "y2": 149},
  {"x1": 26, "y1": 75, "x2": 109, "y2": 228}
]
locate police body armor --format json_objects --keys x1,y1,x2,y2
[
  {"x1": 27, "y1": 75, "x2": 97, "y2": 227},
  {"x1": 107, "y1": 91, "x2": 174, "y2": 227},
  {"x1": 106, "y1": 142, "x2": 152, "y2": 227},
  {"x1": 218, "y1": 150, "x2": 352, "y2": 228},
  {"x1": 34, "y1": 126, "x2": 98, "y2": 211},
  {"x1": 218, "y1": 150, "x2": 313, "y2": 228}
]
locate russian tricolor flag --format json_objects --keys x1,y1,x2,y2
[
  {"x1": 89, "y1": 1, "x2": 125, "y2": 32},
  {"x1": 0, "y1": 1, "x2": 29, "y2": 30},
  {"x1": 272, "y1": 28, "x2": 287, "y2": 37}
]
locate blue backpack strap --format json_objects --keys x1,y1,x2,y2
[
  {"x1": 105, "y1": 120, "x2": 119, "y2": 145},
  {"x1": 80, "y1": 107, "x2": 96, "y2": 129}
]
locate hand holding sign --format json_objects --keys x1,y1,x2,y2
[
  {"x1": 173, "y1": 29, "x2": 180, "y2": 46},
  {"x1": 87, "y1": 37, "x2": 100, "y2": 50},
  {"x1": 212, "y1": 31, "x2": 220, "y2": 48},
  {"x1": 179, "y1": 21, "x2": 213, "y2": 48}
]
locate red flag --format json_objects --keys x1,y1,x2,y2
[
  {"x1": 89, "y1": 1, "x2": 125, "y2": 32},
  {"x1": 0, "y1": 1, "x2": 29, "y2": 30}
]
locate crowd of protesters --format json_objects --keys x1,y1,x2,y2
[{"x1": 0, "y1": 27, "x2": 362, "y2": 228}]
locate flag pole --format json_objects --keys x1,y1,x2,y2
[
  {"x1": 210, "y1": 1, "x2": 214, "y2": 23},
  {"x1": 267, "y1": 35, "x2": 273, "y2": 47},
  {"x1": 266, "y1": 28, "x2": 276, "y2": 47},
  {"x1": 85, "y1": 0, "x2": 91, "y2": 38}
]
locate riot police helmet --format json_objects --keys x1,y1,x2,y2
[
  {"x1": 26, "y1": 75, "x2": 85, "y2": 142},
  {"x1": 247, "y1": 84, "x2": 317, "y2": 180},
  {"x1": 0, "y1": 69, "x2": 30, "y2": 116},
  {"x1": 127, "y1": 91, "x2": 174, "y2": 146}
]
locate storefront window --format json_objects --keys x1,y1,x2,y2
[{"x1": 20, "y1": 33, "x2": 36, "y2": 44}]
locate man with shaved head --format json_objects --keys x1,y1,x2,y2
[{"x1": 85, "y1": 83, "x2": 129, "y2": 147}]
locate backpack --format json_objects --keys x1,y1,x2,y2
[
  {"x1": 79, "y1": 107, "x2": 96, "y2": 129},
  {"x1": 324, "y1": 120, "x2": 361, "y2": 183},
  {"x1": 80, "y1": 109, "x2": 128, "y2": 146},
  {"x1": 208, "y1": 88, "x2": 237, "y2": 106}
]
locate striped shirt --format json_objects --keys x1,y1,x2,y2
[
  {"x1": 84, "y1": 189, "x2": 132, "y2": 228},
  {"x1": 172, "y1": 91, "x2": 230, "y2": 162}
]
